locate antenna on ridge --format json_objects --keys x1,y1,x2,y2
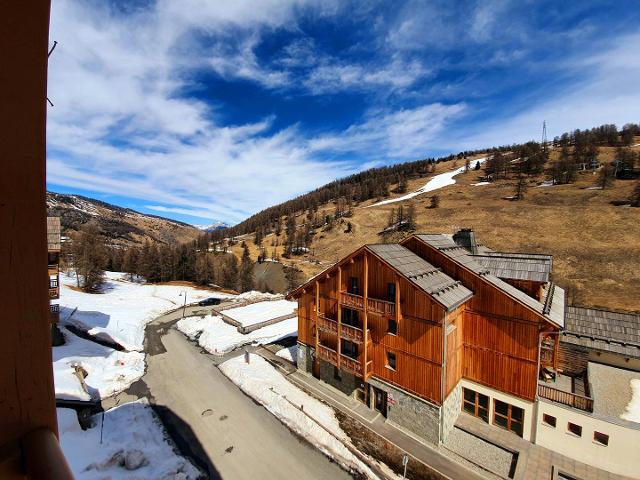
[{"x1": 541, "y1": 120, "x2": 548, "y2": 153}]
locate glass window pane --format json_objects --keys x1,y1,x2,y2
[
  {"x1": 478, "y1": 393, "x2": 489, "y2": 409},
  {"x1": 511, "y1": 421, "x2": 523, "y2": 437},
  {"x1": 463, "y1": 388, "x2": 475, "y2": 403},
  {"x1": 495, "y1": 400, "x2": 508, "y2": 416},
  {"x1": 478, "y1": 407, "x2": 488, "y2": 423},
  {"x1": 463, "y1": 402, "x2": 475, "y2": 414},
  {"x1": 511, "y1": 406, "x2": 524, "y2": 422},
  {"x1": 494, "y1": 415, "x2": 508, "y2": 429}
]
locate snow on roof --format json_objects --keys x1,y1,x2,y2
[{"x1": 222, "y1": 299, "x2": 297, "y2": 327}]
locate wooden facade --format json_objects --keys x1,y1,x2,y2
[{"x1": 292, "y1": 234, "x2": 562, "y2": 407}]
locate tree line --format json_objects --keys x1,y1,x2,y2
[{"x1": 65, "y1": 223, "x2": 258, "y2": 293}]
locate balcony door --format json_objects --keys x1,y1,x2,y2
[{"x1": 348, "y1": 276, "x2": 359, "y2": 295}]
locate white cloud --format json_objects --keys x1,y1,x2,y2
[
  {"x1": 453, "y1": 32, "x2": 640, "y2": 150},
  {"x1": 309, "y1": 103, "x2": 466, "y2": 158}
]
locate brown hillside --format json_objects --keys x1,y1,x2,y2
[{"x1": 234, "y1": 144, "x2": 640, "y2": 313}]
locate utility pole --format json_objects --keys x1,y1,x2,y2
[
  {"x1": 180, "y1": 291, "x2": 187, "y2": 318},
  {"x1": 541, "y1": 120, "x2": 548, "y2": 153}
]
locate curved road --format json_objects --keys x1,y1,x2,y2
[{"x1": 116, "y1": 306, "x2": 352, "y2": 480}]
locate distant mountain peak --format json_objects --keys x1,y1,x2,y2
[{"x1": 195, "y1": 221, "x2": 230, "y2": 232}]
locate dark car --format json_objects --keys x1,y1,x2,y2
[{"x1": 198, "y1": 297, "x2": 221, "y2": 306}]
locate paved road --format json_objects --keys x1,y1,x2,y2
[{"x1": 135, "y1": 307, "x2": 352, "y2": 480}]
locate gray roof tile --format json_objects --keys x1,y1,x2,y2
[{"x1": 366, "y1": 243, "x2": 473, "y2": 312}]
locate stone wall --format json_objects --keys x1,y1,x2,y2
[
  {"x1": 441, "y1": 382, "x2": 462, "y2": 442},
  {"x1": 296, "y1": 342, "x2": 314, "y2": 374},
  {"x1": 368, "y1": 377, "x2": 441, "y2": 445},
  {"x1": 319, "y1": 360, "x2": 360, "y2": 396}
]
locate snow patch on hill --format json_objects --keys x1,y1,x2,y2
[{"x1": 368, "y1": 156, "x2": 488, "y2": 207}]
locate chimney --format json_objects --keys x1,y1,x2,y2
[{"x1": 453, "y1": 228, "x2": 478, "y2": 254}]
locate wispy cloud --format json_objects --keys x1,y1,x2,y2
[{"x1": 47, "y1": 0, "x2": 640, "y2": 225}]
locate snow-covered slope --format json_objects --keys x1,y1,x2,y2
[{"x1": 367, "y1": 156, "x2": 488, "y2": 207}]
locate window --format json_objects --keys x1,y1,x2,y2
[
  {"x1": 386, "y1": 352, "x2": 396, "y2": 370},
  {"x1": 567, "y1": 422, "x2": 582, "y2": 437},
  {"x1": 542, "y1": 414, "x2": 557, "y2": 428},
  {"x1": 49, "y1": 277, "x2": 58, "y2": 288},
  {"x1": 343, "y1": 308, "x2": 359, "y2": 327},
  {"x1": 387, "y1": 319, "x2": 397, "y2": 335},
  {"x1": 341, "y1": 340, "x2": 358, "y2": 359},
  {"x1": 387, "y1": 282, "x2": 396, "y2": 303},
  {"x1": 493, "y1": 400, "x2": 524, "y2": 437},
  {"x1": 462, "y1": 388, "x2": 489, "y2": 423},
  {"x1": 593, "y1": 431, "x2": 609, "y2": 446},
  {"x1": 348, "y1": 277, "x2": 359, "y2": 295}
]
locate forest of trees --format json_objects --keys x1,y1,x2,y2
[{"x1": 64, "y1": 224, "x2": 260, "y2": 293}]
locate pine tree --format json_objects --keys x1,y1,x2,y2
[
  {"x1": 514, "y1": 175, "x2": 527, "y2": 200},
  {"x1": 430, "y1": 195, "x2": 440, "y2": 209},
  {"x1": 71, "y1": 222, "x2": 107, "y2": 292},
  {"x1": 222, "y1": 254, "x2": 239, "y2": 290},
  {"x1": 598, "y1": 163, "x2": 615, "y2": 189},
  {"x1": 122, "y1": 247, "x2": 139, "y2": 281},
  {"x1": 238, "y1": 243, "x2": 254, "y2": 292},
  {"x1": 406, "y1": 204, "x2": 416, "y2": 230},
  {"x1": 284, "y1": 263, "x2": 301, "y2": 291}
]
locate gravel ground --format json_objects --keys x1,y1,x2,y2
[
  {"x1": 589, "y1": 362, "x2": 640, "y2": 419},
  {"x1": 444, "y1": 427, "x2": 513, "y2": 478}
]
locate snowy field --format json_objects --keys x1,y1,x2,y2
[
  {"x1": 219, "y1": 354, "x2": 391, "y2": 479},
  {"x1": 177, "y1": 312, "x2": 297, "y2": 354},
  {"x1": 368, "y1": 156, "x2": 488, "y2": 207},
  {"x1": 223, "y1": 299, "x2": 297, "y2": 327},
  {"x1": 58, "y1": 400, "x2": 200, "y2": 479},
  {"x1": 60, "y1": 272, "x2": 228, "y2": 352},
  {"x1": 53, "y1": 328, "x2": 145, "y2": 401}
]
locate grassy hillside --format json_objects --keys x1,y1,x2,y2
[{"x1": 231, "y1": 144, "x2": 640, "y2": 313}]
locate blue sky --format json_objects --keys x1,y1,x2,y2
[{"x1": 47, "y1": 0, "x2": 640, "y2": 226}]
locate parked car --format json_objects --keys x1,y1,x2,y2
[{"x1": 198, "y1": 297, "x2": 221, "y2": 306}]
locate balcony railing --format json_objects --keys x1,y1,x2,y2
[
  {"x1": 367, "y1": 297, "x2": 395, "y2": 317},
  {"x1": 317, "y1": 314, "x2": 338, "y2": 334},
  {"x1": 340, "y1": 354, "x2": 363, "y2": 376},
  {"x1": 317, "y1": 345, "x2": 364, "y2": 377},
  {"x1": 341, "y1": 323, "x2": 365, "y2": 343},
  {"x1": 318, "y1": 314, "x2": 368, "y2": 344},
  {"x1": 317, "y1": 344, "x2": 339, "y2": 365},
  {"x1": 340, "y1": 291, "x2": 364, "y2": 310},
  {"x1": 49, "y1": 288, "x2": 59, "y2": 299},
  {"x1": 538, "y1": 384, "x2": 594, "y2": 412}
]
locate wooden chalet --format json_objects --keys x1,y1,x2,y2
[
  {"x1": 289, "y1": 229, "x2": 565, "y2": 443},
  {"x1": 47, "y1": 216, "x2": 61, "y2": 322}
]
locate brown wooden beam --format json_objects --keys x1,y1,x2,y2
[
  {"x1": 363, "y1": 252, "x2": 369, "y2": 377},
  {"x1": 337, "y1": 266, "x2": 342, "y2": 369},
  {"x1": 1, "y1": 0, "x2": 57, "y2": 452}
]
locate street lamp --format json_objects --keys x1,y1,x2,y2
[{"x1": 179, "y1": 291, "x2": 187, "y2": 318}]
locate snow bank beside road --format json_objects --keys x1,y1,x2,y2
[
  {"x1": 58, "y1": 400, "x2": 200, "y2": 479},
  {"x1": 53, "y1": 328, "x2": 144, "y2": 401},
  {"x1": 219, "y1": 354, "x2": 382, "y2": 478},
  {"x1": 177, "y1": 312, "x2": 297, "y2": 354},
  {"x1": 60, "y1": 272, "x2": 218, "y2": 351},
  {"x1": 368, "y1": 157, "x2": 488, "y2": 207}
]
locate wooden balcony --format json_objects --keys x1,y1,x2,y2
[
  {"x1": 367, "y1": 297, "x2": 395, "y2": 317},
  {"x1": 317, "y1": 314, "x2": 338, "y2": 334},
  {"x1": 48, "y1": 265, "x2": 59, "y2": 276},
  {"x1": 318, "y1": 314, "x2": 368, "y2": 344},
  {"x1": 317, "y1": 345, "x2": 364, "y2": 377},
  {"x1": 540, "y1": 346, "x2": 554, "y2": 366},
  {"x1": 341, "y1": 323, "x2": 365, "y2": 344},
  {"x1": 49, "y1": 288, "x2": 59, "y2": 300},
  {"x1": 340, "y1": 354, "x2": 363, "y2": 376},
  {"x1": 538, "y1": 384, "x2": 594, "y2": 412},
  {"x1": 317, "y1": 344, "x2": 339, "y2": 365},
  {"x1": 340, "y1": 291, "x2": 364, "y2": 310}
]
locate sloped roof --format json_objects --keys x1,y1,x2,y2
[
  {"x1": 472, "y1": 252, "x2": 552, "y2": 282},
  {"x1": 411, "y1": 234, "x2": 564, "y2": 328},
  {"x1": 367, "y1": 244, "x2": 473, "y2": 311},
  {"x1": 47, "y1": 216, "x2": 61, "y2": 251},
  {"x1": 562, "y1": 307, "x2": 640, "y2": 358}
]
